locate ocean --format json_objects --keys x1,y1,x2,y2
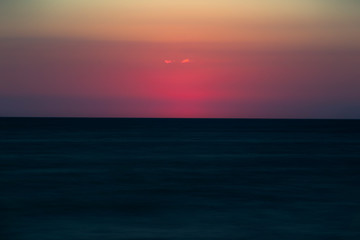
[{"x1": 1, "y1": 118, "x2": 360, "y2": 240}]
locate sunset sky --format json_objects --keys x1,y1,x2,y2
[{"x1": 1, "y1": 0, "x2": 359, "y2": 118}]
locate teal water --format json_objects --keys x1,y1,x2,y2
[{"x1": 1, "y1": 118, "x2": 360, "y2": 239}]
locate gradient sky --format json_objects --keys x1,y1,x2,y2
[{"x1": 0, "y1": 0, "x2": 359, "y2": 118}]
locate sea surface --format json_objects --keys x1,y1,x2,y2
[{"x1": 1, "y1": 118, "x2": 360, "y2": 240}]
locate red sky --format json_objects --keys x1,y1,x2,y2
[{"x1": 0, "y1": 1, "x2": 359, "y2": 118}]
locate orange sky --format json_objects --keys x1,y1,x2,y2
[{"x1": 1, "y1": 0, "x2": 359, "y2": 47}]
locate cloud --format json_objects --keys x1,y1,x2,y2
[{"x1": 163, "y1": 59, "x2": 190, "y2": 64}]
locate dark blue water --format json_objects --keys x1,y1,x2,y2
[{"x1": 1, "y1": 118, "x2": 360, "y2": 240}]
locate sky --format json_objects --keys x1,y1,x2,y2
[{"x1": 0, "y1": 0, "x2": 359, "y2": 118}]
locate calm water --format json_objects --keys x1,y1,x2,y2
[{"x1": 1, "y1": 118, "x2": 360, "y2": 240}]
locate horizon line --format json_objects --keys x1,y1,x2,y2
[{"x1": 0, "y1": 116, "x2": 359, "y2": 120}]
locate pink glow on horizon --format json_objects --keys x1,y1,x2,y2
[{"x1": 0, "y1": 40, "x2": 359, "y2": 118}]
